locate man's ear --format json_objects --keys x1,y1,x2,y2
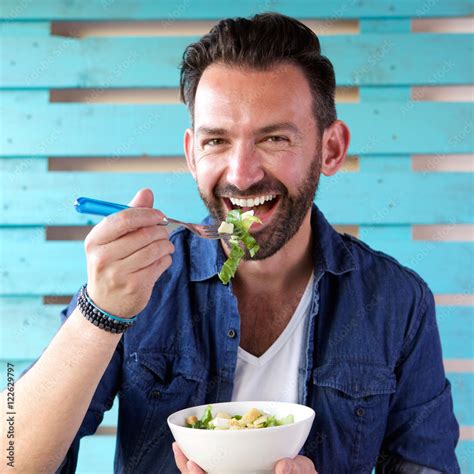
[
  {"x1": 184, "y1": 128, "x2": 196, "y2": 180},
  {"x1": 321, "y1": 120, "x2": 350, "y2": 177}
]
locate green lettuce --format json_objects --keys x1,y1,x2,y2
[
  {"x1": 184, "y1": 405, "x2": 295, "y2": 430},
  {"x1": 186, "y1": 405, "x2": 214, "y2": 429},
  {"x1": 218, "y1": 209, "x2": 262, "y2": 284}
]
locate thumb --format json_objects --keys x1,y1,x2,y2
[{"x1": 128, "y1": 188, "x2": 154, "y2": 208}]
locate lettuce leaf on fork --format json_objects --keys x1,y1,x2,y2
[{"x1": 217, "y1": 209, "x2": 262, "y2": 285}]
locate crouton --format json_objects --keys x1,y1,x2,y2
[
  {"x1": 241, "y1": 408, "x2": 262, "y2": 424},
  {"x1": 186, "y1": 415, "x2": 198, "y2": 425}
]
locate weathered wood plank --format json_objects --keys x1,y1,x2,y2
[
  {"x1": 1, "y1": 1, "x2": 472, "y2": 20},
  {"x1": 1, "y1": 297, "x2": 472, "y2": 359},
  {"x1": 2, "y1": 356, "x2": 472, "y2": 431},
  {"x1": 0, "y1": 102, "x2": 472, "y2": 156},
  {"x1": 1, "y1": 31, "x2": 472, "y2": 87},
  {"x1": 0, "y1": 229, "x2": 472, "y2": 294},
  {"x1": 1, "y1": 158, "x2": 473, "y2": 224},
  {"x1": 449, "y1": 372, "x2": 474, "y2": 427},
  {"x1": 457, "y1": 440, "x2": 474, "y2": 472},
  {"x1": 0, "y1": 298, "x2": 62, "y2": 360},
  {"x1": 437, "y1": 307, "x2": 474, "y2": 360},
  {"x1": 76, "y1": 434, "x2": 116, "y2": 473}
]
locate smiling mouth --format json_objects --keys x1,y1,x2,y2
[{"x1": 222, "y1": 194, "x2": 280, "y2": 224}]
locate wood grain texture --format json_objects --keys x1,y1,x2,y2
[
  {"x1": 0, "y1": 3, "x2": 472, "y2": 460},
  {"x1": 1, "y1": 297, "x2": 472, "y2": 359},
  {"x1": 1, "y1": 29, "x2": 472, "y2": 87},
  {"x1": 1, "y1": 158, "x2": 473, "y2": 224},
  {"x1": 1, "y1": 101, "x2": 473, "y2": 156},
  {"x1": 1, "y1": 1, "x2": 473, "y2": 20},
  {"x1": 0, "y1": 231, "x2": 472, "y2": 291},
  {"x1": 1, "y1": 356, "x2": 472, "y2": 426}
]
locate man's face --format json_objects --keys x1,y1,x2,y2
[{"x1": 185, "y1": 62, "x2": 322, "y2": 260}]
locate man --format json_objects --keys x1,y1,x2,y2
[{"x1": 1, "y1": 12, "x2": 459, "y2": 473}]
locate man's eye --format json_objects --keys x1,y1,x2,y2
[
  {"x1": 265, "y1": 136, "x2": 288, "y2": 143},
  {"x1": 203, "y1": 138, "x2": 225, "y2": 147}
]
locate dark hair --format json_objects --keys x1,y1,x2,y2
[{"x1": 179, "y1": 12, "x2": 337, "y2": 133}]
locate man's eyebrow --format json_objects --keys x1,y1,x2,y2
[
  {"x1": 256, "y1": 122, "x2": 300, "y2": 136},
  {"x1": 196, "y1": 122, "x2": 300, "y2": 136},
  {"x1": 196, "y1": 126, "x2": 228, "y2": 136}
]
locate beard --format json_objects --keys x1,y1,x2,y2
[{"x1": 198, "y1": 151, "x2": 322, "y2": 260}]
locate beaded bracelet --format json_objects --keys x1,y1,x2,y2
[{"x1": 77, "y1": 284, "x2": 137, "y2": 333}]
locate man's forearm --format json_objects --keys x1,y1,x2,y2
[{"x1": 0, "y1": 307, "x2": 122, "y2": 472}]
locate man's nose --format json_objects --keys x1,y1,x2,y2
[{"x1": 226, "y1": 143, "x2": 264, "y2": 191}]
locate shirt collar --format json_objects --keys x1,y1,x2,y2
[
  {"x1": 189, "y1": 203, "x2": 357, "y2": 282},
  {"x1": 309, "y1": 204, "x2": 357, "y2": 276}
]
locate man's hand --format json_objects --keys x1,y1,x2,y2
[
  {"x1": 274, "y1": 456, "x2": 318, "y2": 473},
  {"x1": 85, "y1": 188, "x2": 174, "y2": 318},
  {"x1": 172, "y1": 442, "x2": 317, "y2": 473},
  {"x1": 172, "y1": 442, "x2": 205, "y2": 473}
]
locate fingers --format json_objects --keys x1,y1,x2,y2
[
  {"x1": 274, "y1": 456, "x2": 317, "y2": 474},
  {"x1": 275, "y1": 459, "x2": 296, "y2": 474},
  {"x1": 186, "y1": 460, "x2": 205, "y2": 474},
  {"x1": 128, "y1": 252, "x2": 173, "y2": 287},
  {"x1": 173, "y1": 444, "x2": 316, "y2": 474},
  {"x1": 172, "y1": 443, "x2": 205, "y2": 474},
  {"x1": 172, "y1": 442, "x2": 189, "y2": 472},
  {"x1": 89, "y1": 207, "x2": 167, "y2": 246},
  {"x1": 128, "y1": 188, "x2": 154, "y2": 208},
  {"x1": 104, "y1": 224, "x2": 170, "y2": 262},
  {"x1": 293, "y1": 455, "x2": 317, "y2": 472},
  {"x1": 115, "y1": 237, "x2": 174, "y2": 274}
]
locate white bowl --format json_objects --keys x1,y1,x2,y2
[{"x1": 167, "y1": 401, "x2": 315, "y2": 474}]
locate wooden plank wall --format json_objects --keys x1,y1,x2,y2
[{"x1": 0, "y1": 1, "x2": 473, "y2": 472}]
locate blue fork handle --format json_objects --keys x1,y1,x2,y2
[{"x1": 74, "y1": 197, "x2": 131, "y2": 217}]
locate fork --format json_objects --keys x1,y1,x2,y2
[{"x1": 74, "y1": 197, "x2": 221, "y2": 240}]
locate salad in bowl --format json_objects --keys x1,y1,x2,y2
[{"x1": 167, "y1": 401, "x2": 315, "y2": 473}]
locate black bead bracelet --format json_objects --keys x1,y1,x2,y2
[{"x1": 77, "y1": 284, "x2": 137, "y2": 334}]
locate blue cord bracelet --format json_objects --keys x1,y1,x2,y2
[{"x1": 83, "y1": 285, "x2": 138, "y2": 324}]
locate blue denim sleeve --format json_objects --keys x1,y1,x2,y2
[
  {"x1": 378, "y1": 284, "x2": 460, "y2": 472},
  {"x1": 56, "y1": 287, "x2": 123, "y2": 473}
]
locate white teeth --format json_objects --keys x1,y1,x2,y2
[{"x1": 229, "y1": 194, "x2": 276, "y2": 208}]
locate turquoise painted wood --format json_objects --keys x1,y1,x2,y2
[
  {"x1": 1, "y1": 30, "x2": 472, "y2": 87},
  {"x1": 1, "y1": 158, "x2": 473, "y2": 224},
  {"x1": 76, "y1": 439, "x2": 474, "y2": 473},
  {"x1": 72, "y1": 440, "x2": 474, "y2": 473},
  {"x1": 1, "y1": 0, "x2": 472, "y2": 20},
  {"x1": 1, "y1": 228, "x2": 472, "y2": 294},
  {"x1": 1, "y1": 297, "x2": 473, "y2": 360},
  {"x1": 435, "y1": 307, "x2": 474, "y2": 360},
  {"x1": 0, "y1": 1, "x2": 472, "y2": 467},
  {"x1": 101, "y1": 400, "x2": 118, "y2": 428},
  {"x1": 1, "y1": 357, "x2": 473, "y2": 427},
  {"x1": 1, "y1": 101, "x2": 473, "y2": 156},
  {"x1": 457, "y1": 441, "x2": 474, "y2": 474},
  {"x1": 449, "y1": 373, "x2": 474, "y2": 427},
  {"x1": 76, "y1": 435, "x2": 116, "y2": 473},
  {"x1": 0, "y1": 299, "x2": 61, "y2": 359}
]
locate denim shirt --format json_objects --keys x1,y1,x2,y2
[{"x1": 58, "y1": 204, "x2": 459, "y2": 473}]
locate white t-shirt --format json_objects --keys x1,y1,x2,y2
[{"x1": 231, "y1": 273, "x2": 314, "y2": 403}]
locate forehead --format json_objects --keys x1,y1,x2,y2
[{"x1": 193, "y1": 62, "x2": 314, "y2": 131}]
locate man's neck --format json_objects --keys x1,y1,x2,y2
[{"x1": 226, "y1": 211, "x2": 314, "y2": 296}]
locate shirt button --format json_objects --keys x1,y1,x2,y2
[
  {"x1": 150, "y1": 390, "x2": 161, "y2": 399},
  {"x1": 227, "y1": 329, "x2": 237, "y2": 339},
  {"x1": 356, "y1": 407, "x2": 365, "y2": 417}
]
